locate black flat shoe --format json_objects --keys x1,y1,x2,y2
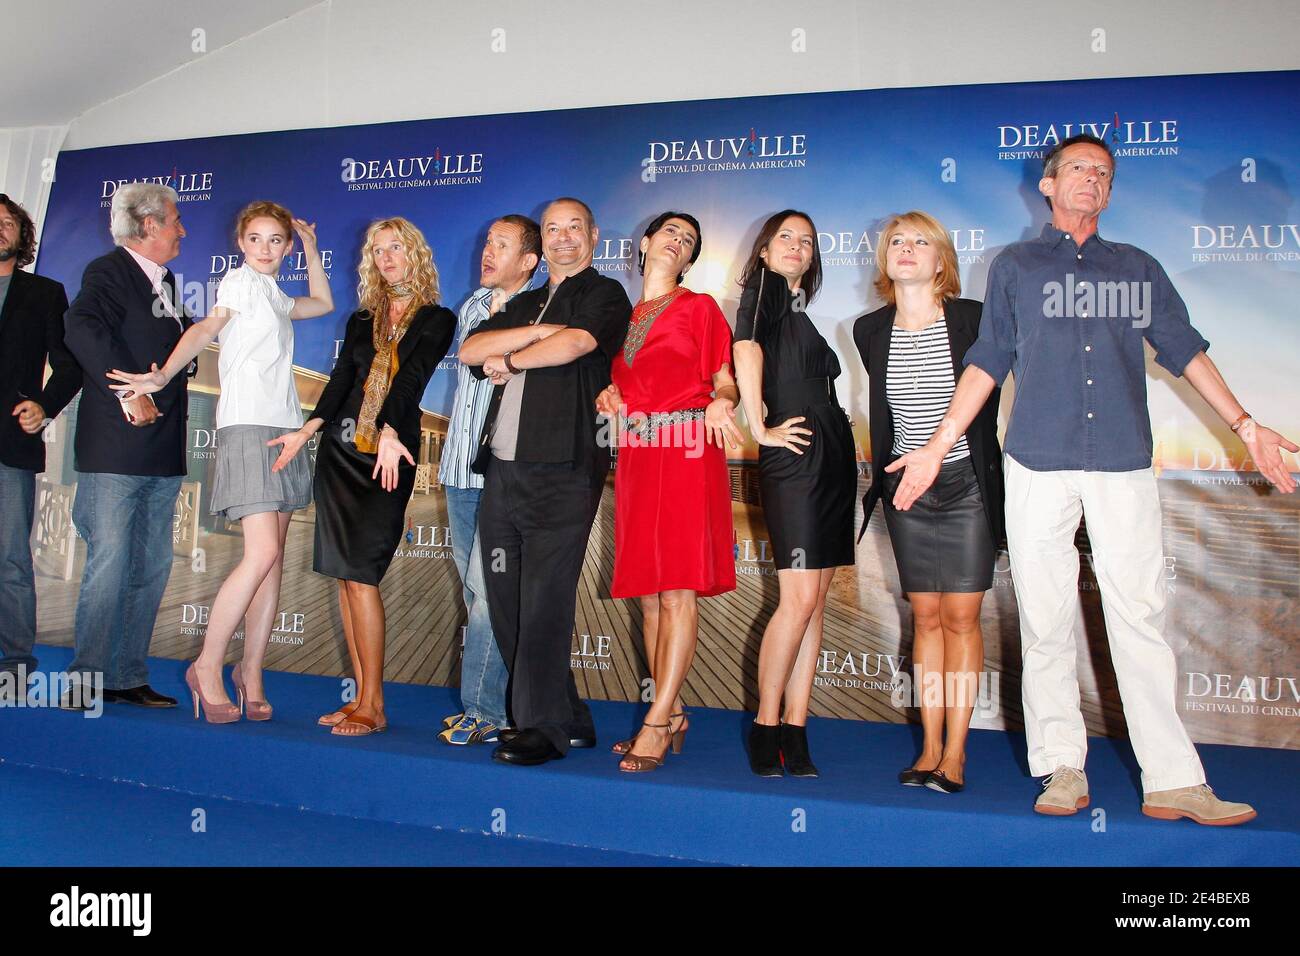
[
  {"x1": 924, "y1": 769, "x2": 965, "y2": 794},
  {"x1": 492, "y1": 728, "x2": 565, "y2": 766},
  {"x1": 497, "y1": 728, "x2": 595, "y2": 749},
  {"x1": 105, "y1": 684, "x2": 177, "y2": 708},
  {"x1": 898, "y1": 767, "x2": 933, "y2": 787}
]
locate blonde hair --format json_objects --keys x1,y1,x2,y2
[
  {"x1": 235, "y1": 200, "x2": 293, "y2": 243},
  {"x1": 356, "y1": 217, "x2": 440, "y2": 317},
  {"x1": 872, "y1": 210, "x2": 961, "y2": 306}
]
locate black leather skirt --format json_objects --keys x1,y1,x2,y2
[{"x1": 881, "y1": 455, "x2": 994, "y2": 593}]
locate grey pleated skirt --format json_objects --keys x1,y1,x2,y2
[{"x1": 210, "y1": 424, "x2": 312, "y2": 521}]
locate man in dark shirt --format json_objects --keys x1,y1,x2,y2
[
  {"x1": 888, "y1": 135, "x2": 1297, "y2": 825},
  {"x1": 460, "y1": 197, "x2": 631, "y2": 765},
  {"x1": 0, "y1": 194, "x2": 81, "y2": 701}
]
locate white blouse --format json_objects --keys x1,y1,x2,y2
[{"x1": 213, "y1": 265, "x2": 302, "y2": 430}]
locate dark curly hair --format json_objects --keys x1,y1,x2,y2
[{"x1": 0, "y1": 194, "x2": 37, "y2": 268}]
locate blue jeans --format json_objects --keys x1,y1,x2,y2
[
  {"x1": 69, "y1": 473, "x2": 182, "y2": 690},
  {"x1": 445, "y1": 484, "x2": 507, "y2": 725},
  {"x1": 0, "y1": 461, "x2": 37, "y2": 675}
]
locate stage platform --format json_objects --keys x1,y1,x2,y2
[{"x1": 2, "y1": 646, "x2": 1296, "y2": 867}]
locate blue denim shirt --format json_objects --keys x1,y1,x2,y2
[{"x1": 964, "y1": 223, "x2": 1209, "y2": 472}]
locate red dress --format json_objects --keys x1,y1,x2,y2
[{"x1": 610, "y1": 289, "x2": 736, "y2": 598}]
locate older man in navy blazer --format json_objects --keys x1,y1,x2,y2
[
  {"x1": 61, "y1": 182, "x2": 195, "y2": 709},
  {"x1": 0, "y1": 194, "x2": 81, "y2": 699}
]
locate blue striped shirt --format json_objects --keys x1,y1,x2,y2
[{"x1": 438, "y1": 285, "x2": 529, "y2": 488}]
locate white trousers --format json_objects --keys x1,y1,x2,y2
[{"x1": 1004, "y1": 455, "x2": 1205, "y2": 793}]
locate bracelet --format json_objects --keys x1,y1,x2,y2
[
  {"x1": 503, "y1": 351, "x2": 521, "y2": 375},
  {"x1": 1229, "y1": 412, "x2": 1253, "y2": 434}
]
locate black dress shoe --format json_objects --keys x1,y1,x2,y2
[
  {"x1": 924, "y1": 769, "x2": 965, "y2": 794},
  {"x1": 104, "y1": 685, "x2": 178, "y2": 708},
  {"x1": 778, "y1": 722, "x2": 819, "y2": 778},
  {"x1": 58, "y1": 690, "x2": 95, "y2": 711},
  {"x1": 748, "y1": 721, "x2": 783, "y2": 777},
  {"x1": 497, "y1": 728, "x2": 595, "y2": 749},
  {"x1": 898, "y1": 767, "x2": 933, "y2": 787},
  {"x1": 492, "y1": 728, "x2": 565, "y2": 765}
]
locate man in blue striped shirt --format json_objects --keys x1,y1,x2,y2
[{"x1": 438, "y1": 215, "x2": 541, "y2": 745}]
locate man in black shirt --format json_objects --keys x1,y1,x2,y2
[{"x1": 460, "y1": 197, "x2": 631, "y2": 764}]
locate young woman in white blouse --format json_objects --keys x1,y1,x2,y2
[{"x1": 109, "y1": 201, "x2": 333, "y2": 723}]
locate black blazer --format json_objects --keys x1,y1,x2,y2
[
  {"x1": 62, "y1": 247, "x2": 195, "y2": 477},
  {"x1": 852, "y1": 297, "x2": 1004, "y2": 545},
  {"x1": 468, "y1": 267, "x2": 631, "y2": 475},
  {"x1": 0, "y1": 269, "x2": 81, "y2": 471},
  {"x1": 312, "y1": 304, "x2": 456, "y2": 454}
]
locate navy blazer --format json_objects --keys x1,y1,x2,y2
[
  {"x1": 852, "y1": 297, "x2": 1004, "y2": 545},
  {"x1": 0, "y1": 269, "x2": 81, "y2": 471},
  {"x1": 62, "y1": 247, "x2": 195, "y2": 476}
]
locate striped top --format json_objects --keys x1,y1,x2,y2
[
  {"x1": 886, "y1": 316, "x2": 969, "y2": 463},
  {"x1": 438, "y1": 284, "x2": 532, "y2": 488}
]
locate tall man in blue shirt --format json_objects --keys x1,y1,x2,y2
[
  {"x1": 888, "y1": 135, "x2": 1297, "y2": 825},
  {"x1": 438, "y1": 215, "x2": 540, "y2": 745}
]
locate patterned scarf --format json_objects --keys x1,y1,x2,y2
[{"x1": 355, "y1": 296, "x2": 419, "y2": 453}]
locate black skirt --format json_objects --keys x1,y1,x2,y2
[
  {"x1": 758, "y1": 401, "x2": 857, "y2": 571},
  {"x1": 312, "y1": 425, "x2": 415, "y2": 585},
  {"x1": 881, "y1": 455, "x2": 994, "y2": 593}
]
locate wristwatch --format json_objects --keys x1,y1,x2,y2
[{"x1": 503, "y1": 351, "x2": 521, "y2": 375}]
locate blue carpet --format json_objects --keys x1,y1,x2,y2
[
  {"x1": 0, "y1": 763, "x2": 697, "y2": 867},
  {"x1": 3, "y1": 645, "x2": 1296, "y2": 866}
]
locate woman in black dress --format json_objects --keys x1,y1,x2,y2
[
  {"x1": 853, "y1": 212, "x2": 1003, "y2": 793},
  {"x1": 270, "y1": 217, "x2": 455, "y2": 736},
  {"x1": 733, "y1": 209, "x2": 856, "y2": 777}
]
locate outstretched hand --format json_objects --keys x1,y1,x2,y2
[
  {"x1": 107, "y1": 363, "x2": 167, "y2": 400},
  {"x1": 883, "y1": 444, "x2": 944, "y2": 510},
  {"x1": 372, "y1": 426, "x2": 415, "y2": 492},
  {"x1": 267, "y1": 429, "x2": 310, "y2": 473},
  {"x1": 1240, "y1": 420, "x2": 1299, "y2": 494}
]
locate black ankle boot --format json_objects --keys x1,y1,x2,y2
[
  {"x1": 748, "y1": 721, "x2": 783, "y2": 777},
  {"x1": 779, "y1": 722, "x2": 819, "y2": 777}
]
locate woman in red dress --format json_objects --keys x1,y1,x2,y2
[{"x1": 595, "y1": 211, "x2": 742, "y2": 772}]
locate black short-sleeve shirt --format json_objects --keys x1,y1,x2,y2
[{"x1": 469, "y1": 266, "x2": 631, "y2": 474}]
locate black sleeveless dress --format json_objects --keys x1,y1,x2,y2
[{"x1": 735, "y1": 267, "x2": 856, "y2": 570}]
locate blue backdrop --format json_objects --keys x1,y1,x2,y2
[{"x1": 31, "y1": 70, "x2": 1300, "y2": 748}]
